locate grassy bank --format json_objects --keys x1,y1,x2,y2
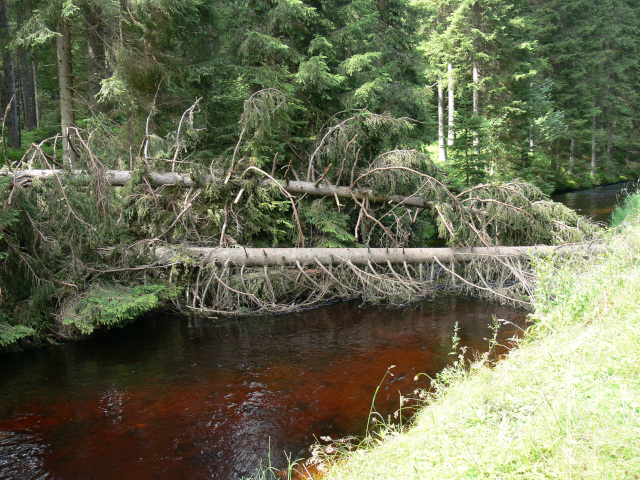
[{"x1": 322, "y1": 194, "x2": 640, "y2": 479}]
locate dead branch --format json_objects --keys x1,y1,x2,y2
[{"x1": 242, "y1": 165, "x2": 306, "y2": 247}]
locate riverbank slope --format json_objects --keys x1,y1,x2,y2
[{"x1": 323, "y1": 194, "x2": 640, "y2": 479}]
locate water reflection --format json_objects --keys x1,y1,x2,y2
[{"x1": 0, "y1": 297, "x2": 525, "y2": 479}]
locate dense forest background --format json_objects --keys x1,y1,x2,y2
[
  {"x1": 1, "y1": 0, "x2": 639, "y2": 347},
  {"x1": 2, "y1": 0, "x2": 640, "y2": 191}
]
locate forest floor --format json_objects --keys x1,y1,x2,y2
[{"x1": 318, "y1": 194, "x2": 640, "y2": 479}]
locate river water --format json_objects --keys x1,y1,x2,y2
[
  {"x1": 0, "y1": 182, "x2": 629, "y2": 480},
  {"x1": 551, "y1": 181, "x2": 638, "y2": 223}
]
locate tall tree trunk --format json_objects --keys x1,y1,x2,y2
[
  {"x1": 17, "y1": 3, "x2": 37, "y2": 131},
  {"x1": 529, "y1": 130, "x2": 535, "y2": 159},
  {"x1": 591, "y1": 115, "x2": 597, "y2": 179},
  {"x1": 56, "y1": 17, "x2": 76, "y2": 166},
  {"x1": 32, "y1": 56, "x2": 39, "y2": 127},
  {"x1": 472, "y1": 59, "x2": 479, "y2": 152},
  {"x1": 85, "y1": 7, "x2": 106, "y2": 115},
  {"x1": 569, "y1": 137, "x2": 576, "y2": 175},
  {"x1": 18, "y1": 50, "x2": 37, "y2": 130},
  {"x1": 438, "y1": 75, "x2": 446, "y2": 162},
  {"x1": 471, "y1": 1, "x2": 480, "y2": 154},
  {"x1": 0, "y1": 0, "x2": 20, "y2": 149},
  {"x1": 606, "y1": 120, "x2": 614, "y2": 165},
  {"x1": 447, "y1": 63, "x2": 455, "y2": 146}
]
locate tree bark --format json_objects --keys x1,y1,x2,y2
[
  {"x1": 447, "y1": 63, "x2": 455, "y2": 146},
  {"x1": 606, "y1": 120, "x2": 614, "y2": 165},
  {"x1": 0, "y1": 0, "x2": 20, "y2": 149},
  {"x1": 17, "y1": 3, "x2": 37, "y2": 131},
  {"x1": 8, "y1": 169, "x2": 436, "y2": 209},
  {"x1": 471, "y1": 2, "x2": 480, "y2": 153},
  {"x1": 85, "y1": 6, "x2": 106, "y2": 115},
  {"x1": 591, "y1": 114, "x2": 597, "y2": 178},
  {"x1": 438, "y1": 75, "x2": 447, "y2": 162},
  {"x1": 569, "y1": 137, "x2": 576, "y2": 175},
  {"x1": 56, "y1": 17, "x2": 76, "y2": 166},
  {"x1": 152, "y1": 243, "x2": 606, "y2": 268},
  {"x1": 472, "y1": 59, "x2": 479, "y2": 152}
]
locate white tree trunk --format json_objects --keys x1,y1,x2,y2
[
  {"x1": 438, "y1": 75, "x2": 447, "y2": 162},
  {"x1": 591, "y1": 116, "x2": 597, "y2": 178},
  {"x1": 153, "y1": 244, "x2": 605, "y2": 268},
  {"x1": 447, "y1": 63, "x2": 455, "y2": 146},
  {"x1": 472, "y1": 59, "x2": 479, "y2": 152},
  {"x1": 569, "y1": 138, "x2": 576, "y2": 175}
]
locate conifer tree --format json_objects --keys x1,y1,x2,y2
[{"x1": 0, "y1": 0, "x2": 20, "y2": 149}]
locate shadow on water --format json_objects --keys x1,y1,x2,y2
[
  {"x1": 0, "y1": 297, "x2": 526, "y2": 480},
  {"x1": 552, "y1": 181, "x2": 639, "y2": 224}
]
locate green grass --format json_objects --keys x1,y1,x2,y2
[{"x1": 323, "y1": 193, "x2": 640, "y2": 479}]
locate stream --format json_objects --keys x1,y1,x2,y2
[{"x1": 0, "y1": 182, "x2": 632, "y2": 480}]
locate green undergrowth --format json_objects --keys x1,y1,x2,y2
[
  {"x1": 56, "y1": 283, "x2": 181, "y2": 338},
  {"x1": 323, "y1": 192, "x2": 640, "y2": 479}
]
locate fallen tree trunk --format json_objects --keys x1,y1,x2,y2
[
  {"x1": 154, "y1": 243, "x2": 605, "y2": 267},
  {"x1": 6, "y1": 169, "x2": 431, "y2": 208}
]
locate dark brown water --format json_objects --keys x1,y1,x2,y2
[
  {"x1": 0, "y1": 298, "x2": 525, "y2": 480},
  {"x1": 552, "y1": 181, "x2": 638, "y2": 223},
  {"x1": 1, "y1": 181, "x2": 629, "y2": 480}
]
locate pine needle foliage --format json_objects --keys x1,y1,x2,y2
[
  {"x1": 299, "y1": 199, "x2": 356, "y2": 247},
  {"x1": 57, "y1": 284, "x2": 180, "y2": 337},
  {"x1": 308, "y1": 110, "x2": 419, "y2": 184},
  {"x1": 434, "y1": 181, "x2": 602, "y2": 247},
  {"x1": 0, "y1": 104, "x2": 606, "y2": 348}
]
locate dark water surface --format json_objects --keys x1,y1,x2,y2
[
  {"x1": 1, "y1": 181, "x2": 630, "y2": 480},
  {"x1": 552, "y1": 181, "x2": 638, "y2": 223},
  {"x1": 0, "y1": 298, "x2": 525, "y2": 479}
]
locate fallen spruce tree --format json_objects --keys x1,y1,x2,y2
[{"x1": 0, "y1": 113, "x2": 606, "y2": 347}]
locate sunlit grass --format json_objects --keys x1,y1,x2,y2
[{"x1": 323, "y1": 194, "x2": 640, "y2": 479}]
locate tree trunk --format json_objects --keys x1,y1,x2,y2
[
  {"x1": 447, "y1": 63, "x2": 455, "y2": 146},
  {"x1": 591, "y1": 115, "x2": 597, "y2": 179},
  {"x1": 17, "y1": 3, "x2": 37, "y2": 131},
  {"x1": 152, "y1": 244, "x2": 606, "y2": 268},
  {"x1": 0, "y1": 0, "x2": 20, "y2": 149},
  {"x1": 85, "y1": 6, "x2": 106, "y2": 115},
  {"x1": 438, "y1": 75, "x2": 447, "y2": 162},
  {"x1": 8, "y1": 169, "x2": 436, "y2": 209},
  {"x1": 606, "y1": 120, "x2": 614, "y2": 165},
  {"x1": 569, "y1": 137, "x2": 576, "y2": 175},
  {"x1": 32, "y1": 58, "x2": 39, "y2": 127},
  {"x1": 471, "y1": 1, "x2": 480, "y2": 154},
  {"x1": 472, "y1": 59, "x2": 479, "y2": 152},
  {"x1": 56, "y1": 17, "x2": 76, "y2": 166}
]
